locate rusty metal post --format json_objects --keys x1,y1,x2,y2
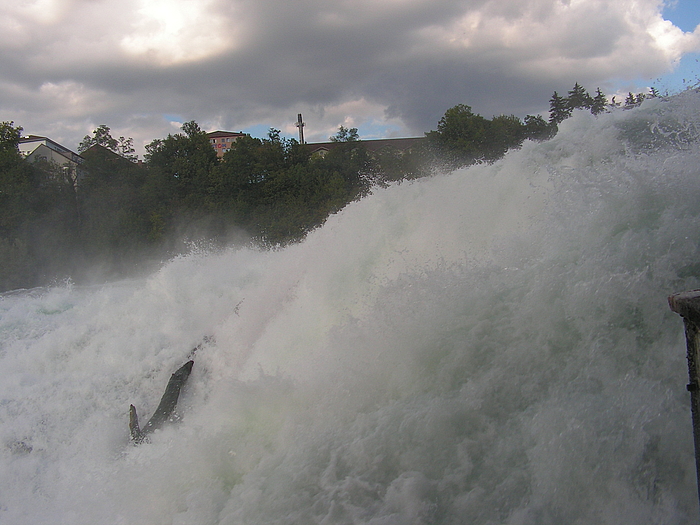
[{"x1": 668, "y1": 289, "x2": 700, "y2": 507}]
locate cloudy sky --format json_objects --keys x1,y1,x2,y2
[{"x1": 2, "y1": 0, "x2": 699, "y2": 156}]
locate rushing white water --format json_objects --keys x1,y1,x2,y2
[{"x1": 3, "y1": 91, "x2": 700, "y2": 524}]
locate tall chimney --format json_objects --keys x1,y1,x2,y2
[{"x1": 296, "y1": 113, "x2": 305, "y2": 144}]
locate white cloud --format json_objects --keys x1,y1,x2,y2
[{"x1": 120, "y1": 0, "x2": 240, "y2": 65}]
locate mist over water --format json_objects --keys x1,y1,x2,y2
[{"x1": 3, "y1": 91, "x2": 700, "y2": 524}]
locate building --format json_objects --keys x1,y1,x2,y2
[
  {"x1": 206, "y1": 127, "x2": 426, "y2": 159},
  {"x1": 19, "y1": 135, "x2": 85, "y2": 183},
  {"x1": 306, "y1": 136, "x2": 426, "y2": 157},
  {"x1": 207, "y1": 130, "x2": 247, "y2": 158}
]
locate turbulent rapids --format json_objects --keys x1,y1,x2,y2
[{"x1": 3, "y1": 91, "x2": 700, "y2": 524}]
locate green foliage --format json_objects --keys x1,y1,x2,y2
[
  {"x1": 0, "y1": 126, "x2": 35, "y2": 238},
  {"x1": 371, "y1": 145, "x2": 432, "y2": 182},
  {"x1": 0, "y1": 144, "x2": 84, "y2": 290},
  {"x1": 79, "y1": 124, "x2": 137, "y2": 160},
  {"x1": 523, "y1": 114, "x2": 554, "y2": 141},
  {"x1": 591, "y1": 88, "x2": 608, "y2": 115},
  {"x1": 0, "y1": 237, "x2": 31, "y2": 291},
  {"x1": 624, "y1": 91, "x2": 649, "y2": 109},
  {"x1": 2, "y1": 118, "x2": 413, "y2": 289},
  {"x1": 425, "y1": 104, "x2": 490, "y2": 167},
  {"x1": 210, "y1": 125, "x2": 370, "y2": 244},
  {"x1": 0, "y1": 122, "x2": 39, "y2": 254},
  {"x1": 330, "y1": 126, "x2": 360, "y2": 142},
  {"x1": 79, "y1": 145, "x2": 154, "y2": 258},
  {"x1": 567, "y1": 83, "x2": 593, "y2": 110},
  {"x1": 549, "y1": 91, "x2": 572, "y2": 124},
  {"x1": 485, "y1": 114, "x2": 526, "y2": 162},
  {"x1": 145, "y1": 120, "x2": 218, "y2": 208},
  {"x1": 426, "y1": 105, "x2": 552, "y2": 168},
  {"x1": 79, "y1": 124, "x2": 118, "y2": 152},
  {"x1": 0, "y1": 121, "x2": 22, "y2": 152},
  {"x1": 2, "y1": 81, "x2": 655, "y2": 290},
  {"x1": 548, "y1": 83, "x2": 658, "y2": 122}
]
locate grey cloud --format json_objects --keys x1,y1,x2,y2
[{"x1": 0, "y1": 0, "x2": 694, "y2": 155}]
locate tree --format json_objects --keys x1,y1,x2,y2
[
  {"x1": 624, "y1": 92, "x2": 640, "y2": 109},
  {"x1": 426, "y1": 104, "x2": 545, "y2": 167},
  {"x1": 144, "y1": 120, "x2": 218, "y2": 208},
  {"x1": 0, "y1": 121, "x2": 85, "y2": 291},
  {"x1": 0, "y1": 122, "x2": 34, "y2": 238},
  {"x1": 567, "y1": 83, "x2": 593, "y2": 110},
  {"x1": 319, "y1": 126, "x2": 372, "y2": 196},
  {"x1": 208, "y1": 125, "x2": 368, "y2": 244},
  {"x1": 523, "y1": 114, "x2": 554, "y2": 141},
  {"x1": 0, "y1": 122, "x2": 36, "y2": 290},
  {"x1": 79, "y1": 124, "x2": 118, "y2": 153},
  {"x1": 590, "y1": 88, "x2": 607, "y2": 115},
  {"x1": 330, "y1": 126, "x2": 360, "y2": 142},
  {"x1": 426, "y1": 104, "x2": 490, "y2": 167},
  {"x1": 373, "y1": 144, "x2": 432, "y2": 182},
  {"x1": 79, "y1": 125, "x2": 137, "y2": 160},
  {"x1": 115, "y1": 136, "x2": 137, "y2": 160},
  {"x1": 484, "y1": 114, "x2": 526, "y2": 161},
  {"x1": 549, "y1": 91, "x2": 571, "y2": 124},
  {"x1": 0, "y1": 121, "x2": 23, "y2": 153},
  {"x1": 78, "y1": 142, "x2": 155, "y2": 260}
]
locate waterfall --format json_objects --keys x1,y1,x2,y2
[{"x1": 2, "y1": 90, "x2": 700, "y2": 524}]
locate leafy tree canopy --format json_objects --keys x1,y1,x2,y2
[
  {"x1": 79, "y1": 124, "x2": 137, "y2": 160},
  {"x1": 523, "y1": 114, "x2": 553, "y2": 141},
  {"x1": 144, "y1": 120, "x2": 218, "y2": 207},
  {"x1": 0, "y1": 121, "x2": 23, "y2": 152},
  {"x1": 330, "y1": 126, "x2": 360, "y2": 142}
]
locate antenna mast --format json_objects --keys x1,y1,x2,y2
[{"x1": 296, "y1": 113, "x2": 305, "y2": 144}]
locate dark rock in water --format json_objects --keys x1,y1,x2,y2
[{"x1": 130, "y1": 360, "x2": 194, "y2": 444}]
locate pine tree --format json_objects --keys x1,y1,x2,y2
[
  {"x1": 590, "y1": 88, "x2": 607, "y2": 115},
  {"x1": 549, "y1": 91, "x2": 572, "y2": 124},
  {"x1": 567, "y1": 83, "x2": 593, "y2": 110}
]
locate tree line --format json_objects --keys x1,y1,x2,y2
[
  {"x1": 0, "y1": 82, "x2": 659, "y2": 291},
  {"x1": 428, "y1": 83, "x2": 660, "y2": 170},
  {"x1": 548, "y1": 82, "x2": 658, "y2": 124},
  {"x1": 0, "y1": 121, "x2": 431, "y2": 291}
]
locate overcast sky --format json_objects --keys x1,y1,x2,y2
[{"x1": 2, "y1": 0, "x2": 699, "y2": 156}]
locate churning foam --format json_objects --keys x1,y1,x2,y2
[{"x1": 2, "y1": 91, "x2": 700, "y2": 524}]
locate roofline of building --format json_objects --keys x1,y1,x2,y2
[
  {"x1": 19, "y1": 135, "x2": 49, "y2": 142},
  {"x1": 207, "y1": 130, "x2": 246, "y2": 137},
  {"x1": 305, "y1": 136, "x2": 426, "y2": 152},
  {"x1": 19, "y1": 136, "x2": 84, "y2": 164}
]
